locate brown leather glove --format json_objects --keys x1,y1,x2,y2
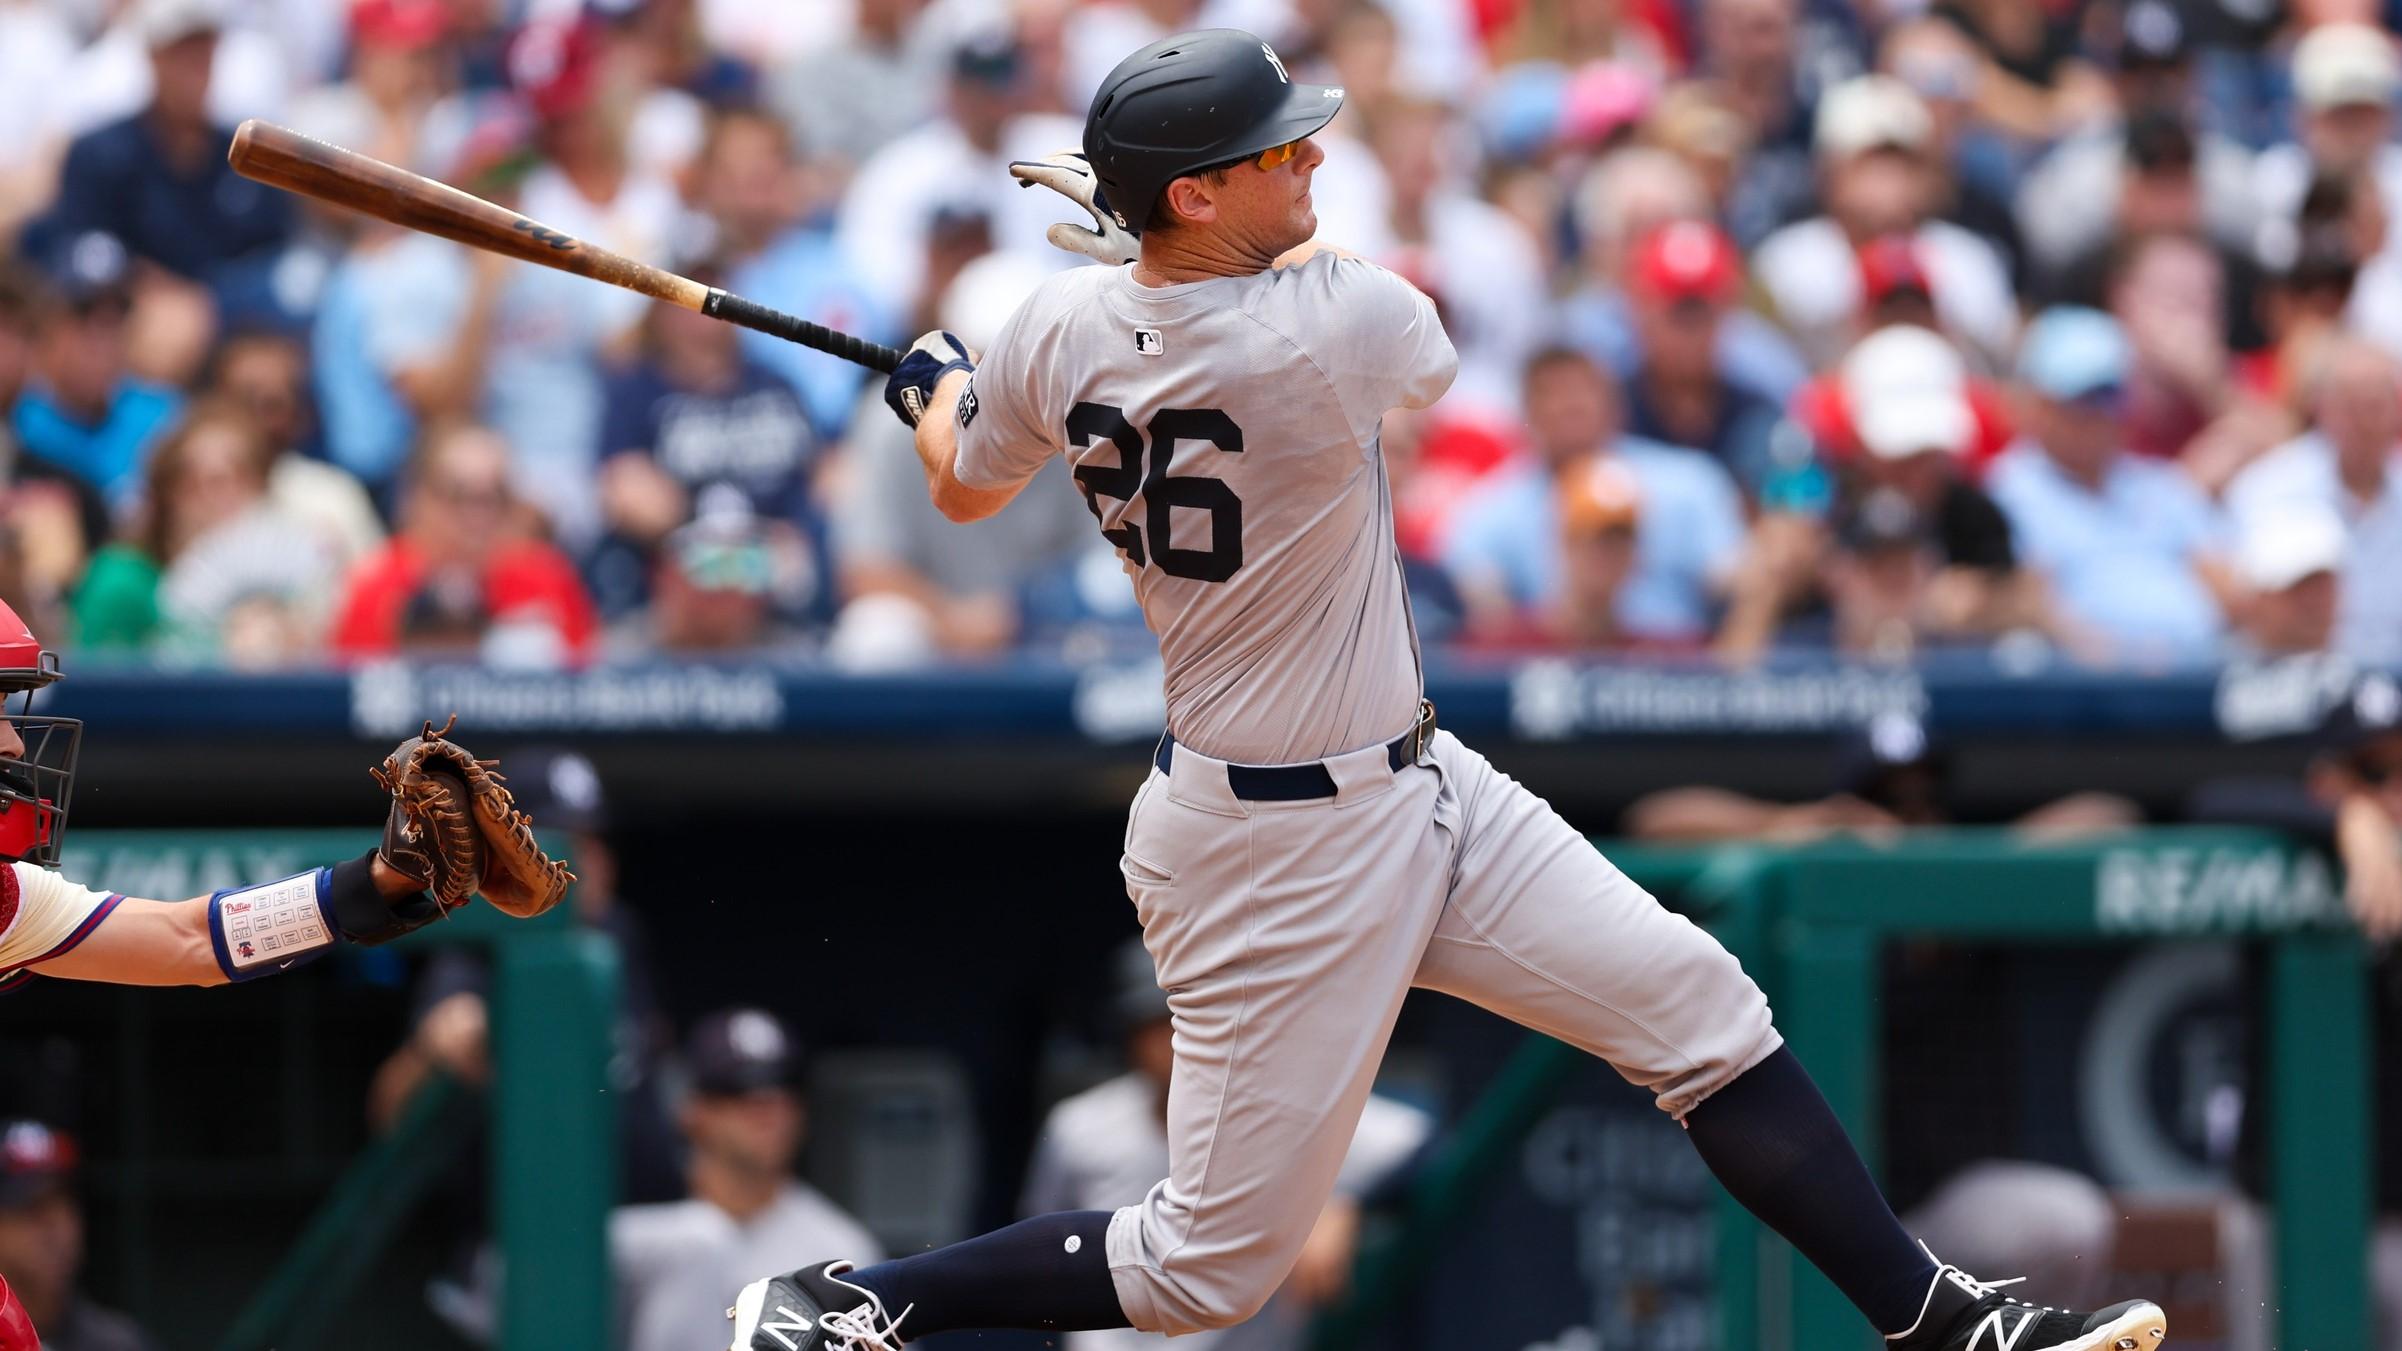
[{"x1": 371, "y1": 716, "x2": 574, "y2": 918}]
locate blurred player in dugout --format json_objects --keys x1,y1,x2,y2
[
  {"x1": 0, "y1": 1119, "x2": 154, "y2": 1351},
  {"x1": 1019, "y1": 941, "x2": 1431, "y2": 1351},
  {"x1": 614, "y1": 1008, "x2": 881, "y2": 1351}
]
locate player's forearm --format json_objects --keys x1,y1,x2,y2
[
  {"x1": 30, "y1": 897, "x2": 229, "y2": 987},
  {"x1": 33, "y1": 855, "x2": 434, "y2": 988},
  {"x1": 913, "y1": 370, "x2": 1019, "y2": 524}
]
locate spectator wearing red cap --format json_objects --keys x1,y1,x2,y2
[
  {"x1": 1558, "y1": 147, "x2": 1809, "y2": 412},
  {"x1": 0, "y1": 1120, "x2": 156, "y2": 1351},
  {"x1": 284, "y1": 0, "x2": 454, "y2": 178},
  {"x1": 1619, "y1": 221, "x2": 1793, "y2": 499},
  {"x1": 1726, "y1": 326, "x2": 2042, "y2": 661},
  {"x1": 1752, "y1": 75, "x2": 2018, "y2": 370},
  {"x1": 1784, "y1": 245, "x2": 2017, "y2": 479}
]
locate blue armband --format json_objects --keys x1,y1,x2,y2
[{"x1": 207, "y1": 870, "x2": 342, "y2": 983}]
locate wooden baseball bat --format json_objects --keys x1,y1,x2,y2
[{"x1": 228, "y1": 119, "x2": 903, "y2": 373}]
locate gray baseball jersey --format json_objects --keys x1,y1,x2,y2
[
  {"x1": 953, "y1": 254, "x2": 1454, "y2": 765},
  {"x1": 950, "y1": 253, "x2": 1778, "y2": 1338}
]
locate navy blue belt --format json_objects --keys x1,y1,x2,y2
[{"x1": 1154, "y1": 702, "x2": 1436, "y2": 801}]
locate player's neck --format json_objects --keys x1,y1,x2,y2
[{"x1": 1132, "y1": 233, "x2": 1275, "y2": 286}]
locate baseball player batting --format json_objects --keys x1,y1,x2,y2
[{"x1": 728, "y1": 30, "x2": 2167, "y2": 1351}]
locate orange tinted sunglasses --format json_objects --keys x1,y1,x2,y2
[{"x1": 1254, "y1": 139, "x2": 1302, "y2": 171}]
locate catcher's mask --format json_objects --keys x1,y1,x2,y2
[{"x1": 0, "y1": 601, "x2": 76, "y2": 869}]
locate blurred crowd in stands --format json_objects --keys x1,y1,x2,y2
[{"x1": 1, "y1": 0, "x2": 2401, "y2": 672}]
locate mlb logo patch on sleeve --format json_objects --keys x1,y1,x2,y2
[{"x1": 1134, "y1": 328, "x2": 1164, "y2": 356}]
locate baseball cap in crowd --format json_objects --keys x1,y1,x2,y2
[
  {"x1": 1841, "y1": 325, "x2": 1972, "y2": 460},
  {"x1": 950, "y1": 28, "x2": 1023, "y2": 87},
  {"x1": 351, "y1": 0, "x2": 447, "y2": 51},
  {"x1": 2293, "y1": 23, "x2": 2400, "y2": 112},
  {"x1": 1560, "y1": 61, "x2": 1656, "y2": 147},
  {"x1": 2017, "y1": 307, "x2": 2130, "y2": 402},
  {"x1": 1477, "y1": 62, "x2": 1570, "y2": 162},
  {"x1": 138, "y1": 0, "x2": 224, "y2": 48},
  {"x1": 2115, "y1": 0, "x2": 2192, "y2": 71},
  {"x1": 497, "y1": 747, "x2": 606, "y2": 835},
  {"x1": 687, "y1": 1008, "x2": 801, "y2": 1097},
  {"x1": 0, "y1": 1121, "x2": 76, "y2": 1210},
  {"x1": 507, "y1": 15, "x2": 603, "y2": 121},
  {"x1": 2124, "y1": 105, "x2": 2198, "y2": 173},
  {"x1": 40, "y1": 231, "x2": 133, "y2": 314},
  {"x1": 1858, "y1": 233, "x2": 1934, "y2": 304},
  {"x1": 1560, "y1": 455, "x2": 1644, "y2": 536},
  {"x1": 1832, "y1": 710, "x2": 1949, "y2": 816},
  {"x1": 2316, "y1": 671, "x2": 2402, "y2": 775},
  {"x1": 1631, "y1": 220, "x2": 1740, "y2": 305},
  {"x1": 2237, "y1": 503, "x2": 2349, "y2": 593},
  {"x1": 1814, "y1": 76, "x2": 1933, "y2": 162}
]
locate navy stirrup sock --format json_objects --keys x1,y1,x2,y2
[
  {"x1": 1682, "y1": 1047, "x2": 1938, "y2": 1336},
  {"x1": 845, "y1": 1210, "x2": 1129, "y2": 1340}
]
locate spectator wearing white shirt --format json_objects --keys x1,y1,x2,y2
[
  {"x1": 2224, "y1": 338, "x2": 2402, "y2": 666},
  {"x1": 2009, "y1": 0, "x2": 2257, "y2": 299},
  {"x1": 483, "y1": 13, "x2": 686, "y2": 547},
  {"x1": 2254, "y1": 24, "x2": 2402, "y2": 366},
  {"x1": 833, "y1": 28, "x2": 1086, "y2": 323},
  {"x1": 1367, "y1": 96, "x2": 1545, "y2": 418},
  {"x1": 1987, "y1": 307, "x2": 2232, "y2": 667},
  {"x1": 1557, "y1": 147, "x2": 1809, "y2": 409},
  {"x1": 1752, "y1": 75, "x2": 2018, "y2": 371},
  {"x1": 764, "y1": 0, "x2": 938, "y2": 173},
  {"x1": 616, "y1": 1008, "x2": 883, "y2": 1351}
]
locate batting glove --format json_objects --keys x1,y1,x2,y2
[
  {"x1": 885, "y1": 329, "x2": 975, "y2": 428},
  {"x1": 1009, "y1": 150, "x2": 1141, "y2": 266}
]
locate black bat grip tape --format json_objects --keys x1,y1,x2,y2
[{"x1": 704, "y1": 290, "x2": 904, "y2": 373}]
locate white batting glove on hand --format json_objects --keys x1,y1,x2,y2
[{"x1": 1009, "y1": 149, "x2": 1140, "y2": 266}]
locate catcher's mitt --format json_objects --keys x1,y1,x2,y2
[{"x1": 373, "y1": 716, "x2": 574, "y2": 918}]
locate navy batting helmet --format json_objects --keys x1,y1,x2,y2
[{"x1": 1082, "y1": 28, "x2": 1344, "y2": 234}]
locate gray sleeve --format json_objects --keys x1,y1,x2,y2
[
  {"x1": 953, "y1": 299, "x2": 1060, "y2": 492},
  {"x1": 1279, "y1": 255, "x2": 1458, "y2": 430}
]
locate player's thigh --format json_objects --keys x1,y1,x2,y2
[
  {"x1": 1411, "y1": 733, "x2": 1779, "y2": 1118},
  {"x1": 1111, "y1": 768, "x2": 1447, "y2": 1319}
]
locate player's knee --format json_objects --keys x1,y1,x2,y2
[{"x1": 1146, "y1": 1261, "x2": 1281, "y2": 1332}]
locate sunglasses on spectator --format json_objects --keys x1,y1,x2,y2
[{"x1": 434, "y1": 480, "x2": 507, "y2": 509}]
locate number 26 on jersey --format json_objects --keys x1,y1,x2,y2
[{"x1": 1068, "y1": 402, "x2": 1246, "y2": 583}]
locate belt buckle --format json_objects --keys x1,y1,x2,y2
[{"x1": 1409, "y1": 699, "x2": 1436, "y2": 762}]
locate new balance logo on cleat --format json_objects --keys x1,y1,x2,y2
[
  {"x1": 759, "y1": 1307, "x2": 815, "y2": 1351},
  {"x1": 1968, "y1": 1307, "x2": 2040, "y2": 1350}
]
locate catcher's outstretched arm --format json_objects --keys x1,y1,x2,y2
[
  {"x1": 26, "y1": 855, "x2": 440, "y2": 988},
  {"x1": 30, "y1": 855, "x2": 434, "y2": 985}
]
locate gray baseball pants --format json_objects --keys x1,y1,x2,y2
[{"x1": 1104, "y1": 727, "x2": 1782, "y2": 1334}]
